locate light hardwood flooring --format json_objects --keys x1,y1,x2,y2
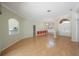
[{"x1": 1, "y1": 34, "x2": 79, "y2": 56}]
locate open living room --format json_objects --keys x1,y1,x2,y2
[{"x1": 0, "y1": 2, "x2": 79, "y2": 56}]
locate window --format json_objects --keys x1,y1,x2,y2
[{"x1": 8, "y1": 18, "x2": 19, "y2": 35}]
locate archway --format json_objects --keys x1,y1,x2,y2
[{"x1": 58, "y1": 19, "x2": 71, "y2": 37}]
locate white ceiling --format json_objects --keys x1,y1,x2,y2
[{"x1": 1, "y1": 2, "x2": 79, "y2": 22}]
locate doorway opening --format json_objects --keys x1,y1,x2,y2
[
  {"x1": 58, "y1": 19, "x2": 71, "y2": 37},
  {"x1": 33, "y1": 25, "x2": 36, "y2": 37}
]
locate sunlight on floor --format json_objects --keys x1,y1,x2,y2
[{"x1": 47, "y1": 38, "x2": 56, "y2": 48}]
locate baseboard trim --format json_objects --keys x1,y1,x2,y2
[
  {"x1": 1, "y1": 36, "x2": 33, "y2": 52},
  {"x1": 1, "y1": 38, "x2": 22, "y2": 52},
  {"x1": 71, "y1": 39, "x2": 79, "y2": 42}
]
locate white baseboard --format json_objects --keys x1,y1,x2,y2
[
  {"x1": 1, "y1": 36, "x2": 32, "y2": 51},
  {"x1": 0, "y1": 51, "x2": 1, "y2": 55},
  {"x1": 71, "y1": 39, "x2": 79, "y2": 42},
  {"x1": 1, "y1": 38, "x2": 22, "y2": 51}
]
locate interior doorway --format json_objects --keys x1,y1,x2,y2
[
  {"x1": 33, "y1": 25, "x2": 36, "y2": 37},
  {"x1": 58, "y1": 19, "x2": 71, "y2": 37}
]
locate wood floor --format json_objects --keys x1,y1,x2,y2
[{"x1": 1, "y1": 34, "x2": 79, "y2": 56}]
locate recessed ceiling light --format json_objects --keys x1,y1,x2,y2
[
  {"x1": 47, "y1": 10, "x2": 51, "y2": 12},
  {"x1": 70, "y1": 9, "x2": 72, "y2": 11}
]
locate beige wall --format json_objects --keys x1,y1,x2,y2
[
  {"x1": 23, "y1": 20, "x2": 34, "y2": 38},
  {"x1": 23, "y1": 20, "x2": 48, "y2": 37},
  {"x1": 0, "y1": 14, "x2": 2, "y2": 53},
  {"x1": 0, "y1": 6, "x2": 25, "y2": 51}
]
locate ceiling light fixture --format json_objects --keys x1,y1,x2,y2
[
  {"x1": 70, "y1": 9, "x2": 72, "y2": 11},
  {"x1": 47, "y1": 10, "x2": 51, "y2": 12}
]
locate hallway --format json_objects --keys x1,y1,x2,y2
[{"x1": 2, "y1": 34, "x2": 79, "y2": 56}]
